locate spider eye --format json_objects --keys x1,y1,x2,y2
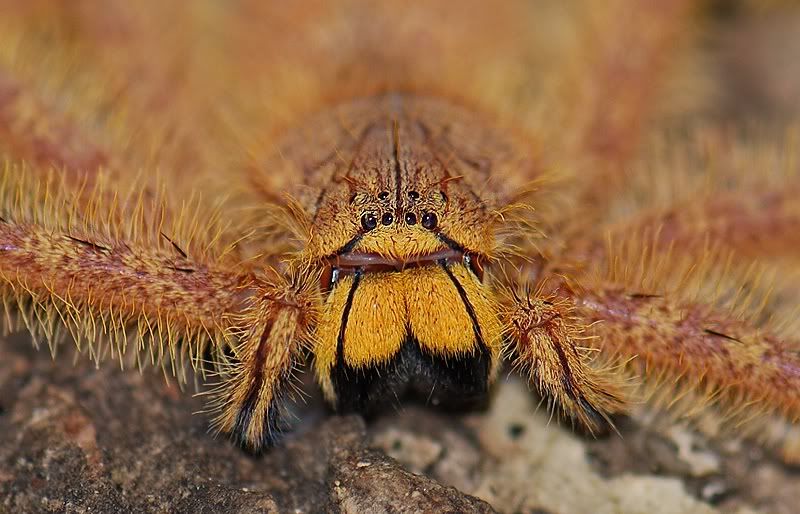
[
  {"x1": 361, "y1": 212, "x2": 378, "y2": 231},
  {"x1": 421, "y1": 211, "x2": 438, "y2": 230}
]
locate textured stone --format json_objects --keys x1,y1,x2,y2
[
  {"x1": 0, "y1": 336, "x2": 492, "y2": 514},
  {"x1": 2, "y1": 334, "x2": 799, "y2": 514}
]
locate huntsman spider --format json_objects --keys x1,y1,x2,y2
[{"x1": 1, "y1": 1, "x2": 799, "y2": 463}]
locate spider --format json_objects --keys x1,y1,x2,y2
[{"x1": 1, "y1": 0, "x2": 799, "y2": 464}]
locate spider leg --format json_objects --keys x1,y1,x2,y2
[
  {"x1": 500, "y1": 285, "x2": 627, "y2": 432},
  {"x1": 545, "y1": 228, "x2": 800, "y2": 460},
  {"x1": 566, "y1": 0, "x2": 693, "y2": 187},
  {"x1": 0, "y1": 167, "x2": 323, "y2": 451},
  {"x1": 0, "y1": 67, "x2": 110, "y2": 181},
  {"x1": 534, "y1": 0, "x2": 693, "y2": 259},
  {"x1": 0, "y1": 166, "x2": 255, "y2": 377},
  {"x1": 573, "y1": 281, "x2": 800, "y2": 454},
  {"x1": 209, "y1": 266, "x2": 319, "y2": 453},
  {"x1": 583, "y1": 184, "x2": 800, "y2": 266}
]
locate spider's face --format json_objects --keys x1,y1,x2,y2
[{"x1": 302, "y1": 108, "x2": 504, "y2": 413}]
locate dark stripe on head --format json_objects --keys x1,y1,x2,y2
[
  {"x1": 435, "y1": 232, "x2": 467, "y2": 253},
  {"x1": 337, "y1": 234, "x2": 364, "y2": 255},
  {"x1": 392, "y1": 119, "x2": 403, "y2": 215},
  {"x1": 312, "y1": 121, "x2": 379, "y2": 225}
]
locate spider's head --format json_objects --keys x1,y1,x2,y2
[{"x1": 303, "y1": 119, "x2": 504, "y2": 414}]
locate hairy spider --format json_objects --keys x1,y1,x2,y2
[{"x1": 1, "y1": 0, "x2": 799, "y2": 463}]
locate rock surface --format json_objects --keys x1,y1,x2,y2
[
  {"x1": 0, "y1": 336, "x2": 492, "y2": 513},
  {"x1": 1, "y1": 334, "x2": 799, "y2": 514}
]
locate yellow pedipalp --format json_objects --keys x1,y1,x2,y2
[
  {"x1": 407, "y1": 265, "x2": 502, "y2": 364},
  {"x1": 342, "y1": 272, "x2": 407, "y2": 367}
]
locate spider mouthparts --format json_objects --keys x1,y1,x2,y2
[{"x1": 320, "y1": 249, "x2": 486, "y2": 291}]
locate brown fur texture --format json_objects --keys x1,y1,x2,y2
[{"x1": 0, "y1": 0, "x2": 798, "y2": 460}]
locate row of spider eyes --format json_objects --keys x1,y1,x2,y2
[
  {"x1": 361, "y1": 210, "x2": 438, "y2": 231},
  {"x1": 359, "y1": 189, "x2": 443, "y2": 232}
]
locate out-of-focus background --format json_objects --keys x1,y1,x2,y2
[{"x1": 1, "y1": 1, "x2": 799, "y2": 513}]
